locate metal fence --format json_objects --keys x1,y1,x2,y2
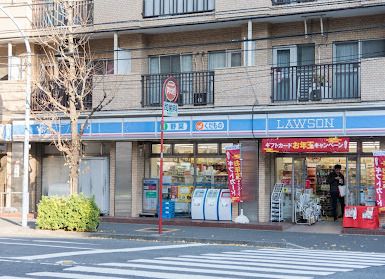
[
  {"x1": 33, "y1": 0, "x2": 93, "y2": 28},
  {"x1": 143, "y1": 0, "x2": 214, "y2": 17},
  {"x1": 271, "y1": 62, "x2": 361, "y2": 102},
  {"x1": 141, "y1": 71, "x2": 215, "y2": 107},
  {"x1": 31, "y1": 80, "x2": 93, "y2": 111}
]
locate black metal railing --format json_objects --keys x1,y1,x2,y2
[
  {"x1": 33, "y1": 0, "x2": 93, "y2": 28},
  {"x1": 142, "y1": 71, "x2": 214, "y2": 107},
  {"x1": 272, "y1": 0, "x2": 316, "y2": 5},
  {"x1": 31, "y1": 80, "x2": 92, "y2": 111},
  {"x1": 143, "y1": 0, "x2": 214, "y2": 18},
  {"x1": 271, "y1": 62, "x2": 361, "y2": 102}
]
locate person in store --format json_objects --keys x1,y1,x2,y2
[{"x1": 327, "y1": 164, "x2": 345, "y2": 221}]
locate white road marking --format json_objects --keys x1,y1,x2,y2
[
  {"x1": 28, "y1": 272, "x2": 134, "y2": 279},
  {"x1": 242, "y1": 249, "x2": 385, "y2": 262},
  {"x1": 255, "y1": 248, "x2": 385, "y2": 258},
  {"x1": 197, "y1": 254, "x2": 370, "y2": 269},
  {"x1": 96, "y1": 263, "x2": 312, "y2": 279},
  {"x1": 222, "y1": 251, "x2": 385, "y2": 265},
  {"x1": 33, "y1": 240, "x2": 99, "y2": 246},
  {"x1": 31, "y1": 270, "x2": 231, "y2": 279},
  {"x1": 12, "y1": 243, "x2": 206, "y2": 260},
  {"x1": 155, "y1": 256, "x2": 352, "y2": 272},
  {"x1": 0, "y1": 277, "x2": 32, "y2": 279},
  {"x1": 0, "y1": 241, "x2": 92, "y2": 250},
  {"x1": 122, "y1": 259, "x2": 333, "y2": 276}
]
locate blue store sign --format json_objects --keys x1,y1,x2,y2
[{"x1": 11, "y1": 110, "x2": 385, "y2": 141}]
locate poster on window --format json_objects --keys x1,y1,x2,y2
[
  {"x1": 225, "y1": 145, "x2": 242, "y2": 203},
  {"x1": 373, "y1": 151, "x2": 385, "y2": 213}
]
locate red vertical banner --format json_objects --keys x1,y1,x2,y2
[
  {"x1": 225, "y1": 146, "x2": 242, "y2": 203},
  {"x1": 373, "y1": 151, "x2": 385, "y2": 213}
]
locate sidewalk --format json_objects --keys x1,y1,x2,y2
[{"x1": 1, "y1": 216, "x2": 385, "y2": 251}]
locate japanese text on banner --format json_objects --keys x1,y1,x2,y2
[
  {"x1": 373, "y1": 152, "x2": 385, "y2": 213},
  {"x1": 262, "y1": 137, "x2": 350, "y2": 153},
  {"x1": 225, "y1": 146, "x2": 242, "y2": 203}
]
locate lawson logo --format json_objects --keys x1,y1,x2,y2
[
  {"x1": 270, "y1": 117, "x2": 340, "y2": 130},
  {"x1": 194, "y1": 121, "x2": 226, "y2": 131}
]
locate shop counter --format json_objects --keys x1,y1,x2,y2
[{"x1": 343, "y1": 206, "x2": 379, "y2": 230}]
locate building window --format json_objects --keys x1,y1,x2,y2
[
  {"x1": 151, "y1": 144, "x2": 172, "y2": 154},
  {"x1": 144, "y1": 0, "x2": 214, "y2": 18},
  {"x1": 149, "y1": 54, "x2": 192, "y2": 74},
  {"x1": 362, "y1": 141, "x2": 380, "y2": 153},
  {"x1": 174, "y1": 143, "x2": 194, "y2": 154},
  {"x1": 208, "y1": 50, "x2": 242, "y2": 70},
  {"x1": 198, "y1": 143, "x2": 218, "y2": 154},
  {"x1": 361, "y1": 39, "x2": 385, "y2": 59},
  {"x1": 92, "y1": 59, "x2": 114, "y2": 75}
]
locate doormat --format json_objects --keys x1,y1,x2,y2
[{"x1": 136, "y1": 227, "x2": 178, "y2": 233}]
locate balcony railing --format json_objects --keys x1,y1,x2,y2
[
  {"x1": 143, "y1": 0, "x2": 214, "y2": 18},
  {"x1": 272, "y1": 0, "x2": 316, "y2": 5},
  {"x1": 31, "y1": 80, "x2": 92, "y2": 111},
  {"x1": 142, "y1": 71, "x2": 214, "y2": 107},
  {"x1": 33, "y1": 0, "x2": 93, "y2": 28},
  {"x1": 271, "y1": 63, "x2": 361, "y2": 102}
]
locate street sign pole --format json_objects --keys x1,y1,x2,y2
[
  {"x1": 159, "y1": 76, "x2": 179, "y2": 235},
  {"x1": 159, "y1": 82, "x2": 165, "y2": 235}
]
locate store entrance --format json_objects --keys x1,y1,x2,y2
[{"x1": 276, "y1": 156, "x2": 351, "y2": 224}]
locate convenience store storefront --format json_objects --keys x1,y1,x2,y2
[
  {"x1": 11, "y1": 109, "x2": 385, "y2": 224},
  {"x1": 268, "y1": 139, "x2": 381, "y2": 223},
  {"x1": 148, "y1": 141, "x2": 236, "y2": 216}
]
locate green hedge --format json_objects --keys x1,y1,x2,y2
[{"x1": 36, "y1": 194, "x2": 100, "y2": 232}]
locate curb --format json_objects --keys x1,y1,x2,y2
[{"x1": 89, "y1": 232, "x2": 289, "y2": 248}]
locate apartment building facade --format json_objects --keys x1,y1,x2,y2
[{"x1": 2, "y1": 0, "x2": 385, "y2": 225}]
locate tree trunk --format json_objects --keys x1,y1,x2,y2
[{"x1": 68, "y1": 0, "x2": 80, "y2": 195}]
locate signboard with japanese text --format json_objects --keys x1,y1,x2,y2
[
  {"x1": 143, "y1": 179, "x2": 159, "y2": 212},
  {"x1": 225, "y1": 145, "x2": 242, "y2": 203},
  {"x1": 373, "y1": 151, "x2": 385, "y2": 213},
  {"x1": 162, "y1": 77, "x2": 179, "y2": 117},
  {"x1": 164, "y1": 102, "x2": 178, "y2": 117},
  {"x1": 262, "y1": 137, "x2": 350, "y2": 153}
]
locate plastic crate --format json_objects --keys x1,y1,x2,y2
[{"x1": 157, "y1": 200, "x2": 175, "y2": 219}]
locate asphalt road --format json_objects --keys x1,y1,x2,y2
[{"x1": 1, "y1": 236, "x2": 385, "y2": 279}]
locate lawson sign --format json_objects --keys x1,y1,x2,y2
[{"x1": 11, "y1": 111, "x2": 385, "y2": 141}]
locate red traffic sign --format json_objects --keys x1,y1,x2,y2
[{"x1": 163, "y1": 77, "x2": 179, "y2": 103}]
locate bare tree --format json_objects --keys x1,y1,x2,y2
[{"x1": 32, "y1": 0, "x2": 112, "y2": 194}]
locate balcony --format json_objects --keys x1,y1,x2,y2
[
  {"x1": 143, "y1": 0, "x2": 214, "y2": 18},
  {"x1": 272, "y1": 0, "x2": 316, "y2": 5},
  {"x1": 141, "y1": 71, "x2": 214, "y2": 107},
  {"x1": 31, "y1": 80, "x2": 92, "y2": 111},
  {"x1": 33, "y1": 0, "x2": 93, "y2": 28},
  {"x1": 271, "y1": 63, "x2": 361, "y2": 102}
]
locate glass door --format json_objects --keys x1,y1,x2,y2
[
  {"x1": 273, "y1": 46, "x2": 297, "y2": 101},
  {"x1": 292, "y1": 157, "x2": 307, "y2": 222},
  {"x1": 347, "y1": 156, "x2": 358, "y2": 206}
]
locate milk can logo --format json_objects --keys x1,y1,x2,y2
[{"x1": 195, "y1": 121, "x2": 225, "y2": 131}]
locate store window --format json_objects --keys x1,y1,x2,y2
[
  {"x1": 174, "y1": 143, "x2": 194, "y2": 154},
  {"x1": 362, "y1": 141, "x2": 380, "y2": 153},
  {"x1": 349, "y1": 141, "x2": 357, "y2": 153},
  {"x1": 360, "y1": 157, "x2": 375, "y2": 206},
  {"x1": 151, "y1": 144, "x2": 172, "y2": 154},
  {"x1": 198, "y1": 143, "x2": 218, "y2": 154},
  {"x1": 196, "y1": 157, "x2": 227, "y2": 188},
  {"x1": 221, "y1": 143, "x2": 235, "y2": 154}
]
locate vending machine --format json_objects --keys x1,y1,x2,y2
[
  {"x1": 191, "y1": 188, "x2": 208, "y2": 220},
  {"x1": 218, "y1": 189, "x2": 232, "y2": 221}
]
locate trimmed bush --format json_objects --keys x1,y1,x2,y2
[{"x1": 37, "y1": 194, "x2": 100, "y2": 232}]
